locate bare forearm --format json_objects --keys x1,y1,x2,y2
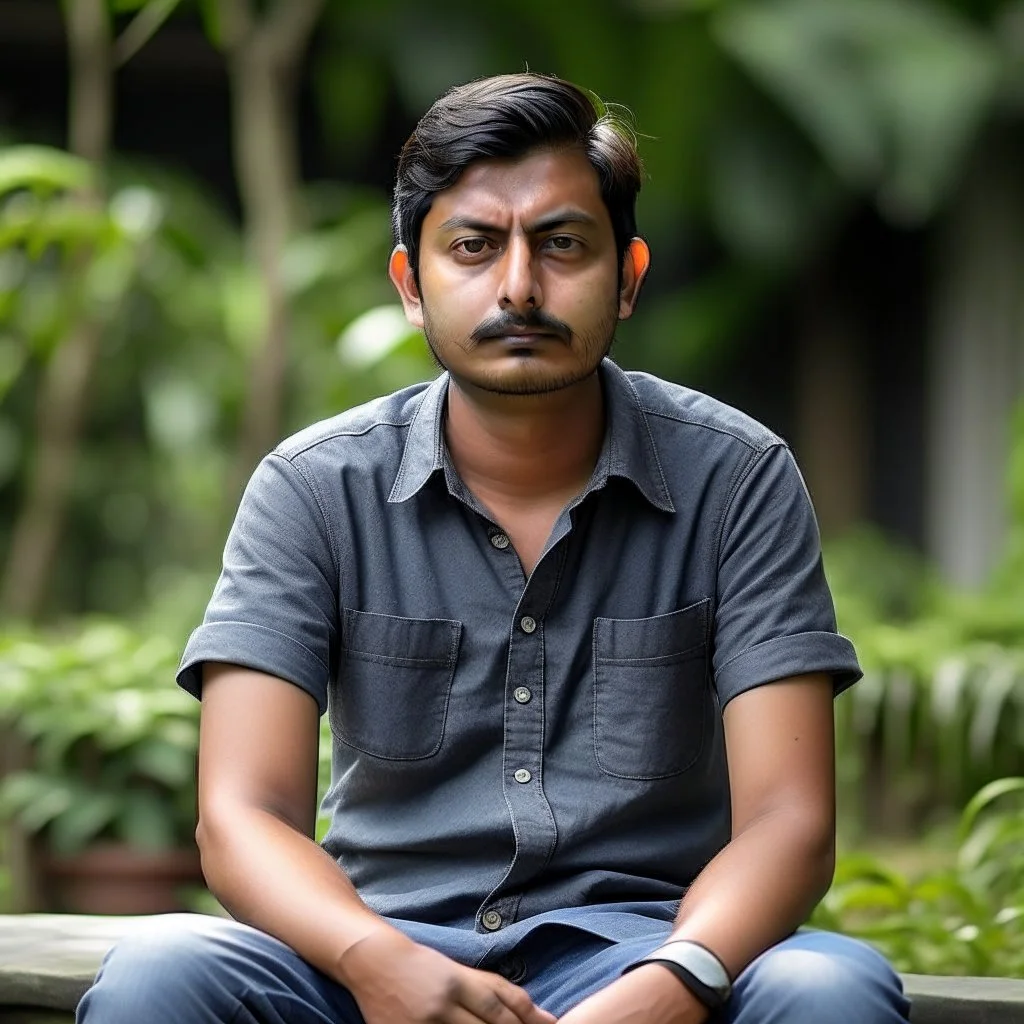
[
  {"x1": 668, "y1": 808, "x2": 834, "y2": 978},
  {"x1": 197, "y1": 807, "x2": 404, "y2": 984}
]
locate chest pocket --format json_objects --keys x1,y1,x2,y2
[
  {"x1": 592, "y1": 599, "x2": 712, "y2": 780},
  {"x1": 331, "y1": 608, "x2": 463, "y2": 760}
]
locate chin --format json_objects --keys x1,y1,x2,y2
[{"x1": 469, "y1": 363, "x2": 596, "y2": 396}]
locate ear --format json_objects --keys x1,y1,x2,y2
[
  {"x1": 618, "y1": 237, "x2": 651, "y2": 320},
  {"x1": 388, "y1": 245, "x2": 424, "y2": 329}
]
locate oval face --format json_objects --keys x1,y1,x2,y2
[{"x1": 414, "y1": 147, "x2": 625, "y2": 398}]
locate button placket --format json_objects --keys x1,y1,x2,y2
[{"x1": 478, "y1": 546, "x2": 564, "y2": 931}]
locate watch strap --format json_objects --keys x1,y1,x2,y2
[
  {"x1": 639, "y1": 957, "x2": 725, "y2": 1010},
  {"x1": 625, "y1": 939, "x2": 732, "y2": 1010}
]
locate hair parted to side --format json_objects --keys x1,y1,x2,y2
[{"x1": 393, "y1": 73, "x2": 644, "y2": 274}]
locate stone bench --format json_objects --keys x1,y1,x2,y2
[{"x1": 2, "y1": 915, "x2": 1024, "y2": 1023}]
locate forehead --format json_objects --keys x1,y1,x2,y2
[{"x1": 423, "y1": 147, "x2": 609, "y2": 231}]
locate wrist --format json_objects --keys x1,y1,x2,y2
[
  {"x1": 333, "y1": 924, "x2": 416, "y2": 990},
  {"x1": 626, "y1": 939, "x2": 732, "y2": 1012},
  {"x1": 629, "y1": 963, "x2": 710, "y2": 1024}
]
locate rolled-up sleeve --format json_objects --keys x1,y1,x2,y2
[
  {"x1": 713, "y1": 443, "x2": 860, "y2": 707},
  {"x1": 177, "y1": 453, "x2": 338, "y2": 714}
]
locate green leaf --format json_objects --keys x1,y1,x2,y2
[
  {"x1": 959, "y1": 777, "x2": 1024, "y2": 839},
  {"x1": 115, "y1": 789, "x2": 177, "y2": 849},
  {"x1": 0, "y1": 146, "x2": 93, "y2": 196},
  {"x1": 968, "y1": 656, "x2": 1020, "y2": 761},
  {"x1": 195, "y1": 0, "x2": 222, "y2": 48},
  {"x1": 114, "y1": 0, "x2": 184, "y2": 66},
  {"x1": 0, "y1": 773, "x2": 75, "y2": 833},
  {"x1": 130, "y1": 737, "x2": 195, "y2": 787},
  {"x1": 48, "y1": 792, "x2": 120, "y2": 854}
]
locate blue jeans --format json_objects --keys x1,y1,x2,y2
[{"x1": 77, "y1": 914, "x2": 910, "y2": 1022}]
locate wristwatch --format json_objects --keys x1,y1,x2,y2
[{"x1": 625, "y1": 939, "x2": 733, "y2": 1010}]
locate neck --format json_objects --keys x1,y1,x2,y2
[{"x1": 444, "y1": 372, "x2": 606, "y2": 503}]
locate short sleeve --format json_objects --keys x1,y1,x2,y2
[
  {"x1": 712, "y1": 443, "x2": 861, "y2": 707},
  {"x1": 176, "y1": 453, "x2": 338, "y2": 714}
]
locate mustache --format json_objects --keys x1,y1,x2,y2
[{"x1": 470, "y1": 309, "x2": 572, "y2": 344}]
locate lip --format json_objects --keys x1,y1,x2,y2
[{"x1": 486, "y1": 332, "x2": 558, "y2": 343}]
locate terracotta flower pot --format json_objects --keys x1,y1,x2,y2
[{"x1": 42, "y1": 842, "x2": 205, "y2": 915}]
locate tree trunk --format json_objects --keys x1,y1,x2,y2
[
  {"x1": 219, "y1": 0, "x2": 324, "y2": 499},
  {"x1": 0, "y1": 0, "x2": 112, "y2": 619}
]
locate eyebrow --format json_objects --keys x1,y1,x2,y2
[{"x1": 436, "y1": 209, "x2": 599, "y2": 234}]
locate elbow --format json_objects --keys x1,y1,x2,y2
[
  {"x1": 812, "y1": 832, "x2": 836, "y2": 898},
  {"x1": 797, "y1": 811, "x2": 837, "y2": 900},
  {"x1": 741, "y1": 803, "x2": 836, "y2": 901},
  {"x1": 194, "y1": 815, "x2": 214, "y2": 860},
  {"x1": 195, "y1": 804, "x2": 237, "y2": 889},
  {"x1": 195, "y1": 805, "x2": 223, "y2": 859}
]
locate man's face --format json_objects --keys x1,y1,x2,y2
[{"x1": 390, "y1": 147, "x2": 647, "y2": 397}]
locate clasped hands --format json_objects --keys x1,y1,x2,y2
[{"x1": 339, "y1": 931, "x2": 708, "y2": 1024}]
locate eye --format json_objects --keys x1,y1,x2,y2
[
  {"x1": 454, "y1": 238, "x2": 490, "y2": 255},
  {"x1": 546, "y1": 235, "x2": 578, "y2": 251}
]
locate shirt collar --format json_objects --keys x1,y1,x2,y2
[
  {"x1": 591, "y1": 359, "x2": 675, "y2": 512},
  {"x1": 387, "y1": 372, "x2": 449, "y2": 504},
  {"x1": 387, "y1": 359, "x2": 675, "y2": 513}
]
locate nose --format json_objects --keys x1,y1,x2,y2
[{"x1": 497, "y1": 236, "x2": 543, "y2": 314}]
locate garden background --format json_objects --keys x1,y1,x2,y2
[{"x1": 1, "y1": 0, "x2": 1024, "y2": 979}]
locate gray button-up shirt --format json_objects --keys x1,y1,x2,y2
[{"x1": 178, "y1": 359, "x2": 860, "y2": 961}]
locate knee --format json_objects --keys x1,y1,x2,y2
[
  {"x1": 77, "y1": 914, "x2": 240, "y2": 1022},
  {"x1": 732, "y1": 933, "x2": 908, "y2": 1023}
]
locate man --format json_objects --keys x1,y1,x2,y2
[{"x1": 79, "y1": 74, "x2": 909, "y2": 1023}]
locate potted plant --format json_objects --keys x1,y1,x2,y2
[{"x1": 0, "y1": 621, "x2": 204, "y2": 914}]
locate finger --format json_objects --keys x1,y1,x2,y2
[
  {"x1": 448, "y1": 1003, "x2": 515, "y2": 1024},
  {"x1": 458, "y1": 982, "x2": 529, "y2": 1024},
  {"x1": 489, "y1": 979, "x2": 558, "y2": 1024}
]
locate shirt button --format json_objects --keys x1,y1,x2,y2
[
  {"x1": 514, "y1": 768, "x2": 532, "y2": 784},
  {"x1": 513, "y1": 686, "x2": 532, "y2": 704},
  {"x1": 520, "y1": 615, "x2": 537, "y2": 634},
  {"x1": 498, "y1": 956, "x2": 527, "y2": 983},
  {"x1": 490, "y1": 532, "x2": 511, "y2": 550},
  {"x1": 482, "y1": 910, "x2": 503, "y2": 931}
]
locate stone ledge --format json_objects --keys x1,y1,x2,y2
[
  {"x1": 4, "y1": 915, "x2": 1024, "y2": 1022},
  {"x1": 901, "y1": 974, "x2": 1024, "y2": 1024}
]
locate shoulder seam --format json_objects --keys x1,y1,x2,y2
[
  {"x1": 637, "y1": 404, "x2": 779, "y2": 453},
  {"x1": 276, "y1": 418, "x2": 410, "y2": 461}
]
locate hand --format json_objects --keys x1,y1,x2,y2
[
  {"x1": 557, "y1": 964, "x2": 709, "y2": 1024},
  {"x1": 338, "y1": 929, "x2": 559, "y2": 1024}
]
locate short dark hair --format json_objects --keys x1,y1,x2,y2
[{"x1": 393, "y1": 73, "x2": 643, "y2": 274}]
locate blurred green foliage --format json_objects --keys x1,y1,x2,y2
[
  {"x1": 0, "y1": 148, "x2": 434, "y2": 620},
  {"x1": 817, "y1": 779, "x2": 1024, "y2": 976},
  {"x1": 0, "y1": 622, "x2": 196, "y2": 853},
  {"x1": 827, "y1": 405, "x2": 1024, "y2": 829}
]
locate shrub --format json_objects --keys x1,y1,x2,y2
[
  {"x1": 816, "y1": 778, "x2": 1024, "y2": 976},
  {"x1": 0, "y1": 621, "x2": 197, "y2": 853}
]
